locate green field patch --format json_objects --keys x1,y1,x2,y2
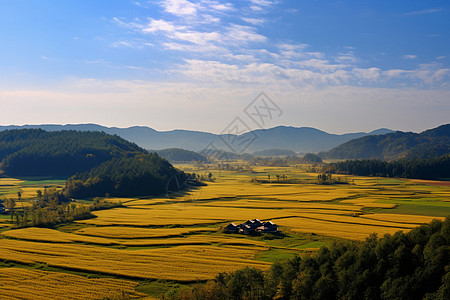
[
  {"x1": 256, "y1": 248, "x2": 300, "y2": 262},
  {"x1": 20, "y1": 179, "x2": 66, "y2": 187},
  {"x1": 296, "y1": 241, "x2": 326, "y2": 249},
  {"x1": 375, "y1": 203, "x2": 450, "y2": 217}
]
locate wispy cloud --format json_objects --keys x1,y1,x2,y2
[
  {"x1": 111, "y1": 1, "x2": 450, "y2": 89},
  {"x1": 404, "y1": 8, "x2": 443, "y2": 16},
  {"x1": 242, "y1": 17, "x2": 265, "y2": 25}
]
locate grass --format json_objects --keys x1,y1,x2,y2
[{"x1": 256, "y1": 248, "x2": 300, "y2": 262}]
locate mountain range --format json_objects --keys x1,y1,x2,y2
[{"x1": 0, "y1": 124, "x2": 393, "y2": 153}]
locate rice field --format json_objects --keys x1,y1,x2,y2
[
  {"x1": 2, "y1": 227, "x2": 119, "y2": 245},
  {"x1": 0, "y1": 268, "x2": 146, "y2": 300},
  {"x1": 0, "y1": 239, "x2": 270, "y2": 281},
  {"x1": 0, "y1": 166, "x2": 449, "y2": 298},
  {"x1": 74, "y1": 226, "x2": 217, "y2": 239}
]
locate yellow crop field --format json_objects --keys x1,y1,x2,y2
[
  {"x1": 77, "y1": 204, "x2": 296, "y2": 226},
  {"x1": 2, "y1": 228, "x2": 119, "y2": 245},
  {"x1": 0, "y1": 178, "x2": 23, "y2": 185},
  {"x1": 276, "y1": 217, "x2": 410, "y2": 240},
  {"x1": 359, "y1": 213, "x2": 444, "y2": 225},
  {"x1": 117, "y1": 235, "x2": 270, "y2": 248},
  {"x1": 75, "y1": 226, "x2": 217, "y2": 239},
  {"x1": 0, "y1": 268, "x2": 145, "y2": 300},
  {"x1": 198, "y1": 199, "x2": 360, "y2": 212},
  {"x1": 0, "y1": 167, "x2": 448, "y2": 298},
  {"x1": 0, "y1": 239, "x2": 270, "y2": 281}
]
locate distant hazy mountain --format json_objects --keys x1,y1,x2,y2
[
  {"x1": 322, "y1": 124, "x2": 450, "y2": 160},
  {"x1": 0, "y1": 124, "x2": 393, "y2": 153},
  {"x1": 253, "y1": 149, "x2": 296, "y2": 156}
]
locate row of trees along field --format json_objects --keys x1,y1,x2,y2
[
  {"x1": 64, "y1": 153, "x2": 198, "y2": 198},
  {"x1": 167, "y1": 217, "x2": 450, "y2": 300},
  {"x1": 5, "y1": 188, "x2": 120, "y2": 228},
  {"x1": 327, "y1": 154, "x2": 450, "y2": 180},
  {"x1": 247, "y1": 153, "x2": 322, "y2": 167}
]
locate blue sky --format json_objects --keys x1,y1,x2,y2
[{"x1": 0, "y1": 0, "x2": 449, "y2": 133}]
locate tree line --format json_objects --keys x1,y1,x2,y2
[
  {"x1": 165, "y1": 217, "x2": 450, "y2": 299},
  {"x1": 3, "y1": 188, "x2": 121, "y2": 228},
  {"x1": 326, "y1": 154, "x2": 450, "y2": 180}
]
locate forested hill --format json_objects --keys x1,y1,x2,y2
[
  {"x1": 64, "y1": 154, "x2": 190, "y2": 198},
  {"x1": 155, "y1": 148, "x2": 207, "y2": 163},
  {"x1": 0, "y1": 129, "x2": 146, "y2": 176},
  {"x1": 322, "y1": 124, "x2": 450, "y2": 160}
]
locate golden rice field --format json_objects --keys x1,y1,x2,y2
[
  {"x1": 0, "y1": 239, "x2": 270, "y2": 281},
  {"x1": 74, "y1": 226, "x2": 217, "y2": 239},
  {"x1": 2, "y1": 227, "x2": 268, "y2": 248},
  {"x1": 1, "y1": 165, "x2": 449, "y2": 298},
  {"x1": 0, "y1": 268, "x2": 146, "y2": 300},
  {"x1": 2, "y1": 227, "x2": 119, "y2": 245}
]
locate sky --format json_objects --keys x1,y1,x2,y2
[{"x1": 0, "y1": 0, "x2": 449, "y2": 134}]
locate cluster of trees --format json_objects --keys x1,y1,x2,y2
[
  {"x1": 0, "y1": 129, "x2": 145, "y2": 176},
  {"x1": 64, "y1": 153, "x2": 196, "y2": 198},
  {"x1": 252, "y1": 149, "x2": 296, "y2": 156},
  {"x1": 155, "y1": 148, "x2": 208, "y2": 163},
  {"x1": 5, "y1": 188, "x2": 120, "y2": 228},
  {"x1": 322, "y1": 124, "x2": 450, "y2": 160},
  {"x1": 166, "y1": 217, "x2": 450, "y2": 299},
  {"x1": 247, "y1": 154, "x2": 322, "y2": 167},
  {"x1": 327, "y1": 154, "x2": 450, "y2": 180}
]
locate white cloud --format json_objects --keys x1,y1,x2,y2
[
  {"x1": 335, "y1": 52, "x2": 358, "y2": 64},
  {"x1": 162, "y1": 0, "x2": 198, "y2": 16},
  {"x1": 242, "y1": 17, "x2": 265, "y2": 25},
  {"x1": 249, "y1": 0, "x2": 275, "y2": 7},
  {"x1": 403, "y1": 54, "x2": 417, "y2": 59},
  {"x1": 297, "y1": 59, "x2": 349, "y2": 71},
  {"x1": 223, "y1": 24, "x2": 266, "y2": 43},
  {"x1": 436, "y1": 56, "x2": 446, "y2": 60},
  {"x1": 352, "y1": 68, "x2": 381, "y2": 81},
  {"x1": 142, "y1": 19, "x2": 185, "y2": 33}
]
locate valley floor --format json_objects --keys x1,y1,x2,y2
[{"x1": 0, "y1": 165, "x2": 449, "y2": 299}]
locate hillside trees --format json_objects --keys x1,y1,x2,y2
[
  {"x1": 0, "y1": 129, "x2": 146, "y2": 176},
  {"x1": 64, "y1": 153, "x2": 196, "y2": 198}
]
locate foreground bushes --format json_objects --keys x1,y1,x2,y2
[{"x1": 167, "y1": 217, "x2": 450, "y2": 299}]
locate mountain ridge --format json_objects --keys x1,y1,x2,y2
[
  {"x1": 322, "y1": 124, "x2": 450, "y2": 160},
  {"x1": 0, "y1": 124, "x2": 394, "y2": 153}
]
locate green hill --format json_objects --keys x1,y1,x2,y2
[
  {"x1": 155, "y1": 148, "x2": 207, "y2": 163},
  {"x1": 0, "y1": 129, "x2": 146, "y2": 176},
  {"x1": 64, "y1": 154, "x2": 191, "y2": 198},
  {"x1": 322, "y1": 124, "x2": 450, "y2": 160}
]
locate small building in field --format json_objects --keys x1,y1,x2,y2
[
  {"x1": 0, "y1": 203, "x2": 5, "y2": 214},
  {"x1": 256, "y1": 221, "x2": 278, "y2": 233},
  {"x1": 226, "y1": 219, "x2": 278, "y2": 234},
  {"x1": 226, "y1": 223, "x2": 239, "y2": 233}
]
